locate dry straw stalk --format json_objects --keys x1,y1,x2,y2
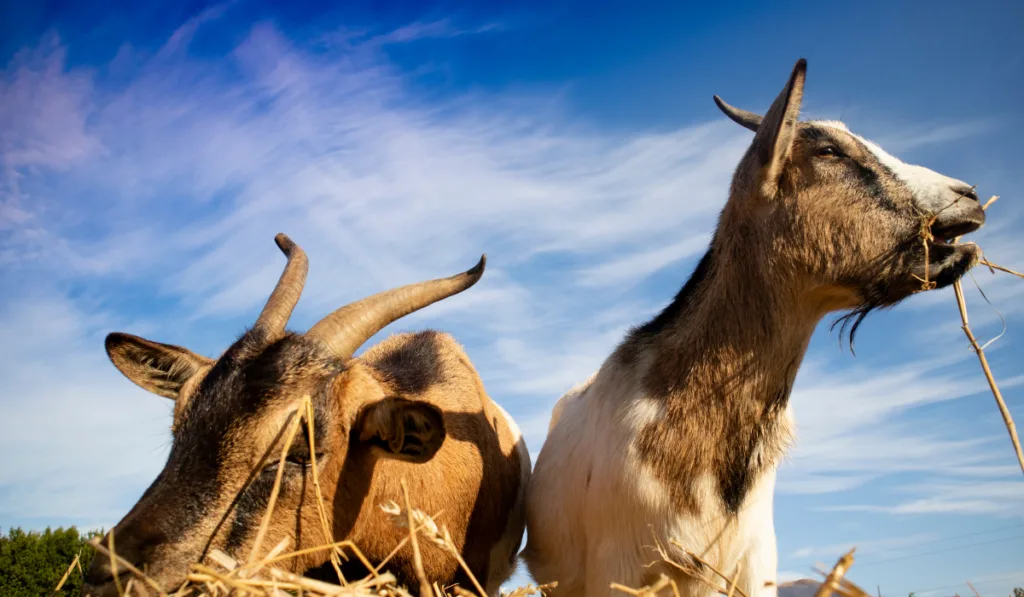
[
  {"x1": 949, "y1": 195, "x2": 1024, "y2": 475},
  {"x1": 953, "y1": 279, "x2": 1024, "y2": 474}
]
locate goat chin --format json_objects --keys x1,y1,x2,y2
[{"x1": 914, "y1": 241, "x2": 981, "y2": 290}]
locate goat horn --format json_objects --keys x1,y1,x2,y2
[
  {"x1": 253, "y1": 233, "x2": 309, "y2": 341},
  {"x1": 713, "y1": 95, "x2": 762, "y2": 132},
  {"x1": 306, "y1": 255, "x2": 486, "y2": 360}
]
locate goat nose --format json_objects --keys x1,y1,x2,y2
[
  {"x1": 83, "y1": 523, "x2": 163, "y2": 588},
  {"x1": 951, "y1": 184, "x2": 979, "y2": 203},
  {"x1": 84, "y1": 546, "x2": 133, "y2": 586}
]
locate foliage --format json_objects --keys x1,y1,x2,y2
[{"x1": 0, "y1": 526, "x2": 102, "y2": 597}]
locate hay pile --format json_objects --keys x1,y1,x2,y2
[{"x1": 67, "y1": 496, "x2": 869, "y2": 597}]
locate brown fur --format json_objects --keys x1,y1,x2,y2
[{"x1": 87, "y1": 308, "x2": 524, "y2": 595}]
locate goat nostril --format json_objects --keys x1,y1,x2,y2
[
  {"x1": 953, "y1": 186, "x2": 979, "y2": 202},
  {"x1": 85, "y1": 554, "x2": 131, "y2": 586},
  {"x1": 84, "y1": 564, "x2": 111, "y2": 585}
]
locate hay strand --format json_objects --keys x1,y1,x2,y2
[
  {"x1": 978, "y1": 259, "x2": 1024, "y2": 280},
  {"x1": 933, "y1": 194, "x2": 1024, "y2": 475},
  {"x1": 725, "y1": 563, "x2": 741, "y2": 597},
  {"x1": 108, "y1": 532, "x2": 125, "y2": 597},
  {"x1": 88, "y1": 538, "x2": 167, "y2": 596},
  {"x1": 402, "y1": 479, "x2": 434, "y2": 597},
  {"x1": 50, "y1": 553, "x2": 81, "y2": 595},
  {"x1": 247, "y1": 409, "x2": 304, "y2": 566},
  {"x1": 814, "y1": 548, "x2": 854, "y2": 597},
  {"x1": 967, "y1": 581, "x2": 983, "y2": 597},
  {"x1": 305, "y1": 396, "x2": 347, "y2": 584},
  {"x1": 668, "y1": 540, "x2": 751, "y2": 597},
  {"x1": 953, "y1": 279, "x2": 1024, "y2": 474}
]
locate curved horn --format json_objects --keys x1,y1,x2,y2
[
  {"x1": 253, "y1": 233, "x2": 309, "y2": 341},
  {"x1": 307, "y1": 254, "x2": 486, "y2": 360},
  {"x1": 713, "y1": 95, "x2": 763, "y2": 132}
]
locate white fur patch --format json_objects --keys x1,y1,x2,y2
[
  {"x1": 852, "y1": 132, "x2": 972, "y2": 214},
  {"x1": 813, "y1": 119, "x2": 974, "y2": 216},
  {"x1": 548, "y1": 374, "x2": 595, "y2": 433},
  {"x1": 808, "y1": 119, "x2": 849, "y2": 132},
  {"x1": 524, "y1": 365, "x2": 781, "y2": 597},
  {"x1": 492, "y1": 400, "x2": 523, "y2": 443}
]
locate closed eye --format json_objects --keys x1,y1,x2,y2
[
  {"x1": 262, "y1": 452, "x2": 323, "y2": 473},
  {"x1": 816, "y1": 146, "x2": 844, "y2": 158},
  {"x1": 286, "y1": 453, "x2": 314, "y2": 467}
]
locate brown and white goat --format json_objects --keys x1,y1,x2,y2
[
  {"x1": 522, "y1": 59, "x2": 985, "y2": 597},
  {"x1": 83, "y1": 235, "x2": 530, "y2": 597}
]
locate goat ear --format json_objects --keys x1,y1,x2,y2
[
  {"x1": 749, "y1": 58, "x2": 806, "y2": 198},
  {"x1": 105, "y1": 332, "x2": 212, "y2": 400},
  {"x1": 356, "y1": 397, "x2": 446, "y2": 464},
  {"x1": 713, "y1": 95, "x2": 762, "y2": 132}
]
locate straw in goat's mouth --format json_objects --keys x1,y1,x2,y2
[{"x1": 934, "y1": 194, "x2": 1024, "y2": 478}]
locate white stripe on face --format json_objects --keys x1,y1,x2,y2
[{"x1": 812, "y1": 120, "x2": 973, "y2": 215}]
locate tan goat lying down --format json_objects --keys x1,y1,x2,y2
[
  {"x1": 84, "y1": 235, "x2": 530, "y2": 597},
  {"x1": 523, "y1": 59, "x2": 985, "y2": 597}
]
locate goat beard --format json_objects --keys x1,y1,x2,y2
[{"x1": 829, "y1": 237, "x2": 978, "y2": 350}]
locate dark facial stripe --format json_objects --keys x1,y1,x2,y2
[
  {"x1": 171, "y1": 332, "x2": 336, "y2": 555},
  {"x1": 799, "y1": 125, "x2": 843, "y2": 146},
  {"x1": 225, "y1": 470, "x2": 278, "y2": 552},
  {"x1": 851, "y1": 162, "x2": 899, "y2": 212},
  {"x1": 803, "y1": 124, "x2": 902, "y2": 214}
]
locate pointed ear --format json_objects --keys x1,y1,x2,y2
[
  {"x1": 356, "y1": 397, "x2": 446, "y2": 463},
  {"x1": 713, "y1": 95, "x2": 762, "y2": 132},
  {"x1": 105, "y1": 332, "x2": 213, "y2": 400},
  {"x1": 749, "y1": 58, "x2": 807, "y2": 198}
]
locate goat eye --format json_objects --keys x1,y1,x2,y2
[
  {"x1": 287, "y1": 452, "x2": 324, "y2": 467},
  {"x1": 285, "y1": 453, "x2": 311, "y2": 467},
  {"x1": 816, "y1": 146, "x2": 841, "y2": 158},
  {"x1": 262, "y1": 452, "x2": 321, "y2": 473}
]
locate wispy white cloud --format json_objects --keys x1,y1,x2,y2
[
  {"x1": 0, "y1": 294, "x2": 172, "y2": 529},
  {"x1": 915, "y1": 570, "x2": 1024, "y2": 597},
  {"x1": 0, "y1": 34, "x2": 98, "y2": 173},
  {"x1": 778, "y1": 348, "x2": 1024, "y2": 506},
  {"x1": 825, "y1": 481, "x2": 1024, "y2": 517},
  {"x1": 788, "y1": 533, "x2": 937, "y2": 562},
  {"x1": 874, "y1": 120, "x2": 996, "y2": 154},
  {"x1": 575, "y1": 233, "x2": 711, "y2": 288},
  {"x1": 371, "y1": 18, "x2": 505, "y2": 44},
  {"x1": 0, "y1": 31, "x2": 98, "y2": 239}
]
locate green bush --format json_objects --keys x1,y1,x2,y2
[{"x1": 0, "y1": 526, "x2": 102, "y2": 597}]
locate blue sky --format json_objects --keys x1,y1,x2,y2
[{"x1": 1, "y1": 1, "x2": 1023, "y2": 595}]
